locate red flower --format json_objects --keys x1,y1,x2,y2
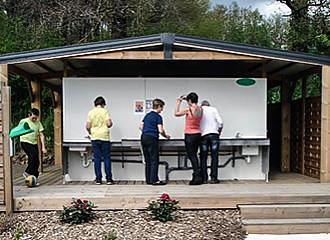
[{"x1": 160, "y1": 193, "x2": 170, "y2": 201}]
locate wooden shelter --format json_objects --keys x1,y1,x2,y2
[{"x1": 0, "y1": 34, "x2": 329, "y2": 228}]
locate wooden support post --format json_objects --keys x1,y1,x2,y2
[
  {"x1": 281, "y1": 78, "x2": 291, "y2": 172},
  {"x1": 30, "y1": 79, "x2": 43, "y2": 173},
  {"x1": 321, "y1": 65, "x2": 330, "y2": 182},
  {"x1": 301, "y1": 77, "x2": 307, "y2": 175},
  {"x1": 54, "y1": 91, "x2": 62, "y2": 166},
  {"x1": 30, "y1": 79, "x2": 41, "y2": 110},
  {"x1": 262, "y1": 61, "x2": 267, "y2": 78},
  {"x1": 3, "y1": 87, "x2": 12, "y2": 215},
  {"x1": 1, "y1": 64, "x2": 13, "y2": 215}
]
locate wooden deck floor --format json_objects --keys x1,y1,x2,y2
[
  {"x1": 11, "y1": 164, "x2": 328, "y2": 212},
  {"x1": 13, "y1": 164, "x2": 319, "y2": 186}
]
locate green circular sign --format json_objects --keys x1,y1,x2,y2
[{"x1": 236, "y1": 78, "x2": 256, "y2": 86}]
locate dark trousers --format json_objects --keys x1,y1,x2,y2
[
  {"x1": 141, "y1": 134, "x2": 159, "y2": 184},
  {"x1": 200, "y1": 133, "x2": 220, "y2": 181},
  {"x1": 21, "y1": 142, "x2": 40, "y2": 178},
  {"x1": 184, "y1": 133, "x2": 202, "y2": 178},
  {"x1": 91, "y1": 140, "x2": 112, "y2": 181}
]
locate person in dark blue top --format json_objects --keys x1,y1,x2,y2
[{"x1": 140, "y1": 99, "x2": 170, "y2": 185}]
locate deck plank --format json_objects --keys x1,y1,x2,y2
[{"x1": 12, "y1": 183, "x2": 330, "y2": 211}]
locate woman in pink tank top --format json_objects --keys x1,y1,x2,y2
[{"x1": 174, "y1": 92, "x2": 203, "y2": 185}]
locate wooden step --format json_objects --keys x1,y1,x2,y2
[
  {"x1": 239, "y1": 204, "x2": 330, "y2": 219},
  {"x1": 243, "y1": 218, "x2": 330, "y2": 234}
]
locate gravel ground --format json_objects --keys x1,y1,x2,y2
[{"x1": 0, "y1": 210, "x2": 246, "y2": 240}]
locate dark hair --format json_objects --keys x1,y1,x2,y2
[
  {"x1": 94, "y1": 96, "x2": 106, "y2": 106},
  {"x1": 152, "y1": 98, "x2": 165, "y2": 109},
  {"x1": 186, "y1": 92, "x2": 198, "y2": 104},
  {"x1": 28, "y1": 108, "x2": 40, "y2": 117}
]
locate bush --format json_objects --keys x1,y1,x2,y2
[
  {"x1": 59, "y1": 199, "x2": 96, "y2": 224},
  {"x1": 147, "y1": 193, "x2": 180, "y2": 222}
]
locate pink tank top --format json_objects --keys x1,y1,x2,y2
[{"x1": 184, "y1": 107, "x2": 202, "y2": 134}]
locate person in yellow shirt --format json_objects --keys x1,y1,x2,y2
[
  {"x1": 86, "y1": 96, "x2": 113, "y2": 185},
  {"x1": 20, "y1": 108, "x2": 47, "y2": 181}
]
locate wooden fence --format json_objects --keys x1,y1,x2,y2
[{"x1": 290, "y1": 97, "x2": 321, "y2": 178}]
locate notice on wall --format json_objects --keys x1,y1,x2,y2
[
  {"x1": 145, "y1": 99, "x2": 153, "y2": 113},
  {"x1": 134, "y1": 100, "x2": 144, "y2": 114}
]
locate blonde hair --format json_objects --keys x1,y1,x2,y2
[{"x1": 152, "y1": 99, "x2": 165, "y2": 109}]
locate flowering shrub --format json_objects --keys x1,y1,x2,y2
[
  {"x1": 59, "y1": 199, "x2": 96, "y2": 224},
  {"x1": 147, "y1": 193, "x2": 180, "y2": 222}
]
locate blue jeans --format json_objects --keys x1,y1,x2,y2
[
  {"x1": 141, "y1": 134, "x2": 159, "y2": 184},
  {"x1": 91, "y1": 140, "x2": 112, "y2": 181},
  {"x1": 200, "y1": 133, "x2": 220, "y2": 181}
]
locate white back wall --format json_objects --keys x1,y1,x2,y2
[{"x1": 63, "y1": 78, "x2": 267, "y2": 142}]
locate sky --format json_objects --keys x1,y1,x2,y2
[{"x1": 211, "y1": 0, "x2": 291, "y2": 16}]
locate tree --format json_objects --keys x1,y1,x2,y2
[{"x1": 276, "y1": 0, "x2": 330, "y2": 54}]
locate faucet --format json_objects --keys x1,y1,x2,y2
[{"x1": 235, "y1": 132, "x2": 242, "y2": 138}]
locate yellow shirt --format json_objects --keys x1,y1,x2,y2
[
  {"x1": 87, "y1": 107, "x2": 110, "y2": 141},
  {"x1": 19, "y1": 118, "x2": 44, "y2": 145}
]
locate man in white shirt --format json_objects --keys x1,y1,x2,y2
[{"x1": 200, "y1": 100, "x2": 223, "y2": 184}]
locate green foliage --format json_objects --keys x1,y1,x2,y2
[
  {"x1": 276, "y1": 0, "x2": 330, "y2": 54},
  {"x1": 59, "y1": 199, "x2": 96, "y2": 224},
  {"x1": 147, "y1": 193, "x2": 180, "y2": 222},
  {"x1": 13, "y1": 228, "x2": 22, "y2": 240},
  {"x1": 9, "y1": 75, "x2": 30, "y2": 128},
  {"x1": 292, "y1": 79, "x2": 302, "y2": 101},
  {"x1": 315, "y1": 34, "x2": 330, "y2": 55},
  {"x1": 267, "y1": 86, "x2": 281, "y2": 104},
  {"x1": 41, "y1": 86, "x2": 54, "y2": 150},
  {"x1": 103, "y1": 230, "x2": 117, "y2": 240},
  {"x1": 268, "y1": 74, "x2": 321, "y2": 104},
  {"x1": 306, "y1": 74, "x2": 321, "y2": 97}
]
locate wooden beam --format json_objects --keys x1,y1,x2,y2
[
  {"x1": 0, "y1": 65, "x2": 8, "y2": 85},
  {"x1": 72, "y1": 51, "x2": 164, "y2": 60},
  {"x1": 262, "y1": 61, "x2": 267, "y2": 78},
  {"x1": 34, "y1": 61, "x2": 56, "y2": 74},
  {"x1": 30, "y1": 79, "x2": 44, "y2": 174},
  {"x1": 30, "y1": 79, "x2": 41, "y2": 110},
  {"x1": 9, "y1": 65, "x2": 61, "y2": 91},
  {"x1": 58, "y1": 59, "x2": 77, "y2": 71},
  {"x1": 53, "y1": 91, "x2": 62, "y2": 166},
  {"x1": 2, "y1": 86, "x2": 13, "y2": 215},
  {"x1": 8, "y1": 65, "x2": 33, "y2": 80},
  {"x1": 0, "y1": 65, "x2": 12, "y2": 214},
  {"x1": 70, "y1": 51, "x2": 263, "y2": 60},
  {"x1": 269, "y1": 63, "x2": 296, "y2": 76},
  {"x1": 35, "y1": 68, "x2": 83, "y2": 80},
  {"x1": 301, "y1": 77, "x2": 307, "y2": 175},
  {"x1": 52, "y1": 61, "x2": 66, "y2": 167},
  {"x1": 321, "y1": 65, "x2": 330, "y2": 182},
  {"x1": 281, "y1": 78, "x2": 291, "y2": 172},
  {"x1": 173, "y1": 51, "x2": 263, "y2": 60},
  {"x1": 290, "y1": 66, "x2": 320, "y2": 81}
]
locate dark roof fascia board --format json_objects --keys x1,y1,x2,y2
[
  {"x1": 0, "y1": 33, "x2": 329, "y2": 66},
  {"x1": 174, "y1": 34, "x2": 330, "y2": 66},
  {"x1": 0, "y1": 34, "x2": 162, "y2": 64}
]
